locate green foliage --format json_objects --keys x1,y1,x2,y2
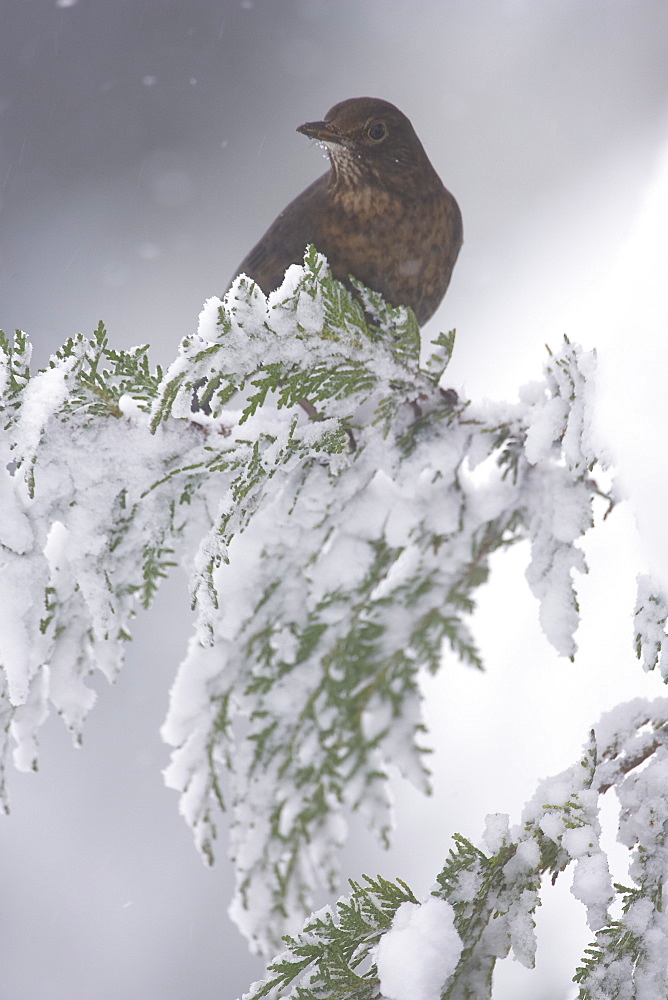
[
  {"x1": 634, "y1": 575, "x2": 668, "y2": 678},
  {"x1": 244, "y1": 709, "x2": 668, "y2": 1000},
  {"x1": 49, "y1": 321, "x2": 162, "y2": 420},
  {"x1": 574, "y1": 886, "x2": 649, "y2": 1000},
  {"x1": 244, "y1": 874, "x2": 418, "y2": 1000},
  {"x1": 0, "y1": 328, "x2": 31, "y2": 428},
  {"x1": 2, "y1": 246, "x2": 651, "y2": 990}
]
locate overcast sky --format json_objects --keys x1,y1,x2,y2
[{"x1": 1, "y1": 2, "x2": 668, "y2": 999}]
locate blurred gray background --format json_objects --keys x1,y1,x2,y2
[{"x1": 1, "y1": 1, "x2": 668, "y2": 998}]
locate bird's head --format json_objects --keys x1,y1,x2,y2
[{"x1": 297, "y1": 97, "x2": 433, "y2": 189}]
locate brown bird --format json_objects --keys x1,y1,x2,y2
[{"x1": 229, "y1": 97, "x2": 462, "y2": 325}]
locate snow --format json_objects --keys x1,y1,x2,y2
[
  {"x1": 503, "y1": 838, "x2": 540, "y2": 875},
  {"x1": 376, "y1": 898, "x2": 462, "y2": 1000},
  {"x1": 17, "y1": 359, "x2": 77, "y2": 471},
  {"x1": 4, "y1": 248, "x2": 668, "y2": 977},
  {"x1": 267, "y1": 261, "x2": 327, "y2": 335},
  {"x1": 448, "y1": 867, "x2": 482, "y2": 904},
  {"x1": 570, "y1": 852, "x2": 613, "y2": 930},
  {"x1": 524, "y1": 395, "x2": 568, "y2": 464},
  {"x1": 482, "y1": 812, "x2": 510, "y2": 854},
  {"x1": 308, "y1": 532, "x2": 375, "y2": 600},
  {"x1": 561, "y1": 824, "x2": 596, "y2": 859},
  {"x1": 0, "y1": 561, "x2": 38, "y2": 705},
  {"x1": 197, "y1": 295, "x2": 225, "y2": 342},
  {"x1": 634, "y1": 574, "x2": 668, "y2": 677},
  {"x1": 9, "y1": 661, "x2": 50, "y2": 771},
  {"x1": 0, "y1": 470, "x2": 32, "y2": 553},
  {"x1": 624, "y1": 896, "x2": 654, "y2": 936}
]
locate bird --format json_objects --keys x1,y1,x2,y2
[{"x1": 228, "y1": 96, "x2": 462, "y2": 325}]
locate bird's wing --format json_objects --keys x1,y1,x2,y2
[{"x1": 228, "y1": 174, "x2": 328, "y2": 295}]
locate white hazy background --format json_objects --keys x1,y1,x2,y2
[{"x1": 1, "y1": 2, "x2": 667, "y2": 998}]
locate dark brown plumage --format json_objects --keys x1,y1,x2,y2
[{"x1": 229, "y1": 97, "x2": 462, "y2": 325}]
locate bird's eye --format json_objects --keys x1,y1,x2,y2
[{"x1": 368, "y1": 121, "x2": 386, "y2": 141}]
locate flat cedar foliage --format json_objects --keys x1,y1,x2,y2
[{"x1": 2, "y1": 249, "x2": 668, "y2": 998}]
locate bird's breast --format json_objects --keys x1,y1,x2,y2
[{"x1": 329, "y1": 181, "x2": 401, "y2": 220}]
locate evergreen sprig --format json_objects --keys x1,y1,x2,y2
[
  {"x1": 242, "y1": 707, "x2": 668, "y2": 1000},
  {"x1": 244, "y1": 874, "x2": 417, "y2": 1000},
  {"x1": 0, "y1": 247, "x2": 641, "y2": 970},
  {"x1": 0, "y1": 328, "x2": 32, "y2": 428}
]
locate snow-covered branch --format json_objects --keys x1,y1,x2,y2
[
  {"x1": 242, "y1": 700, "x2": 668, "y2": 1000},
  {"x1": 2, "y1": 247, "x2": 665, "y2": 972}
]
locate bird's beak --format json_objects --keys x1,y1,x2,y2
[{"x1": 296, "y1": 120, "x2": 343, "y2": 145}]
